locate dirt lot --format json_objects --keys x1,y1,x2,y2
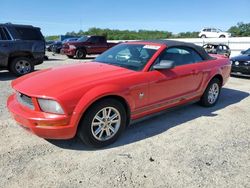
[{"x1": 0, "y1": 53, "x2": 250, "y2": 188}]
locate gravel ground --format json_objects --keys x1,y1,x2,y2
[{"x1": 0, "y1": 53, "x2": 249, "y2": 188}]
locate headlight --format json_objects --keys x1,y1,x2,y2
[
  {"x1": 37, "y1": 99, "x2": 64, "y2": 114},
  {"x1": 234, "y1": 61, "x2": 239, "y2": 65},
  {"x1": 69, "y1": 45, "x2": 76, "y2": 49},
  {"x1": 245, "y1": 61, "x2": 250, "y2": 65}
]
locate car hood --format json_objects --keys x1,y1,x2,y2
[
  {"x1": 231, "y1": 54, "x2": 250, "y2": 61},
  {"x1": 12, "y1": 62, "x2": 135, "y2": 98}
]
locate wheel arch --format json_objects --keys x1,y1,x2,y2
[
  {"x1": 79, "y1": 95, "x2": 131, "y2": 126},
  {"x1": 203, "y1": 73, "x2": 223, "y2": 93},
  {"x1": 8, "y1": 51, "x2": 34, "y2": 68},
  {"x1": 212, "y1": 74, "x2": 223, "y2": 86},
  {"x1": 71, "y1": 85, "x2": 134, "y2": 136},
  {"x1": 76, "y1": 46, "x2": 87, "y2": 54}
]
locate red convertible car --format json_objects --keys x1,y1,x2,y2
[{"x1": 7, "y1": 40, "x2": 231, "y2": 147}]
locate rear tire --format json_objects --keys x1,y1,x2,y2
[
  {"x1": 76, "y1": 49, "x2": 86, "y2": 59},
  {"x1": 9, "y1": 57, "x2": 34, "y2": 76},
  {"x1": 219, "y1": 35, "x2": 225, "y2": 38},
  {"x1": 78, "y1": 98, "x2": 127, "y2": 148},
  {"x1": 199, "y1": 78, "x2": 221, "y2": 107},
  {"x1": 201, "y1": 35, "x2": 206, "y2": 38}
]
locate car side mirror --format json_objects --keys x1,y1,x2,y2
[{"x1": 153, "y1": 60, "x2": 175, "y2": 70}]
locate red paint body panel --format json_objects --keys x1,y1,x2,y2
[
  {"x1": 62, "y1": 38, "x2": 117, "y2": 56},
  {"x1": 7, "y1": 41, "x2": 231, "y2": 139}
]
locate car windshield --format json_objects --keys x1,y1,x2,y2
[
  {"x1": 77, "y1": 36, "x2": 90, "y2": 42},
  {"x1": 62, "y1": 38, "x2": 77, "y2": 43},
  {"x1": 95, "y1": 43, "x2": 159, "y2": 71},
  {"x1": 243, "y1": 49, "x2": 250, "y2": 54}
]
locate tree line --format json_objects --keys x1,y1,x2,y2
[{"x1": 45, "y1": 22, "x2": 250, "y2": 41}]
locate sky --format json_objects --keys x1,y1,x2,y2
[{"x1": 1, "y1": 0, "x2": 249, "y2": 36}]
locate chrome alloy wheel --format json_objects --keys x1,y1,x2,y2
[
  {"x1": 91, "y1": 107, "x2": 121, "y2": 141},
  {"x1": 208, "y1": 83, "x2": 219, "y2": 104},
  {"x1": 15, "y1": 60, "x2": 31, "y2": 75}
]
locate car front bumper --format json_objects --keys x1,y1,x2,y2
[
  {"x1": 61, "y1": 48, "x2": 76, "y2": 56},
  {"x1": 231, "y1": 65, "x2": 250, "y2": 77},
  {"x1": 7, "y1": 94, "x2": 77, "y2": 139}
]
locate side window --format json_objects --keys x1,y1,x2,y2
[
  {"x1": 0, "y1": 28, "x2": 3, "y2": 40},
  {"x1": 15, "y1": 27, "x2": 43, "y2": 40},
  {"x1": 155, "y1": 47, "x2": 203, "y2": 67},
  {"x1": 0, "y1": 27, "x2": 11, "y2": 40},
  {"x1": 207, "y1": 29, "x2": 211, "y2": 32},
  {"x1": 89, "y1": 36, "x2": 100, "y2": 43},
  {"x1": 190, "y1": 49, "x2": 203, "y2": 62},
  {"x1": 99, "y1": 37, "x2": 106, "y2": 43},
  {"x1": 218, "y1": 45, "x2": 223, "y2": 50}
]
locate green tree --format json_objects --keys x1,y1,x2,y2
[
  {"x1": 65, "y1": 28, "x2": 173, "y2": 40},
  {"x1": 46, "y1": 22, "x2": 250, "y2": 41},
  {"x1": 228, "y1": 22, "x2": 250, "y2": 37},
  {"x1": 45, "y1": 35, "x2": 59, "y2": 41}
]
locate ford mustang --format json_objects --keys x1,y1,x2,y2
[{"x1": 7, "y1": 40, "x2": 231, "y2": 147}]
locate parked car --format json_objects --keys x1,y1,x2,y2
[
  {"x1": 7, "y1": 40, "x2": 231, "y2": 147},
  {"x1": 45, "y1": 40, "x2": 54, "y2": 48},
  {"x1": 230, "y1": 48, "x2": 250, "y2": 77},
  {"x1": 62, "y1": 35, "x2": 118, "y2": 59},
  {"x1": 199, "y1": 28, "x2": 231, "y2": 38},
  {"x1": 47, "y1": 38, "x2": 79, "y2": 53},
  {"x1": 46, "y1": 43, "x2": 53, "y2": 52},
  {"x1": 46, "y1": 41, "x2": 55, "y2": 52},
  {"x1": 0, "y1": 23, "x2": 45, "y2": 76},
  {"x1": 51, "y1": 41, "x2": 62, "y2": 54},
  {"x1": 203, "y1": 43, "x2": 231, "y2": 57}
]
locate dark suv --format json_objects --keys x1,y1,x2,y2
[{"x1": 0, "y1": 23, "x2": 45, "y2": 76}]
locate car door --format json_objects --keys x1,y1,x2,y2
[
  {"x1": 88, "y1": 36, "x2": 107, "y2": 54},
  {"x1": 147, "y1": 47, "x2": 204, "y2": 107},
  {"x1": 210, "y1": 28, "x2": 217, "y2": 38},
  {"x1": 205, "y1": 28, "x2": 212, "y2": 38},
  {"x1": 0, "y1": 27, "x2": 12, "y2": 66}
]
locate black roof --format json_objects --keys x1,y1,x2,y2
[
  {"x1": 142, "y1": 39, "x2": 213, "y2": 60},
  {"x1": 0, "y1": 23, "x2": 40, "y2": 29},
  {"x1": 203, "y1": 43, "x2": 229, "y2": 47}
]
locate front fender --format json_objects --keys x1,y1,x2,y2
[{"x1": 69, "y1": 84, "x2": 135, "y2": 130}]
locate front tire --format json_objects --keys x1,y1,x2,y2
[
  {"x1": 9, "y1": 57, "x2": 34, "y2": 76},
  {"x1": 76, "y1": 49, "x2": 86, "y2": 59},
  {"x1": 200, "y1": 78, "x2": 221, "y2": 107},
  {"x1": 78, "y1": 99, "x2": 127, "y2": 148},
  {"x1": 201, "y1": 35, "x2": 206, "y2": 38}
]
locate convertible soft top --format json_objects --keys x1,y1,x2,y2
[{"x1": 143, "y1": 40, "x2": 214, "y2": 60}]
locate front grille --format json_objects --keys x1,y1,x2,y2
[{"x1": 17, "y1": 92, "x2": 34, "y2": 110}]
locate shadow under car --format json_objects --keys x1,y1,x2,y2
[{"x1": 48, "y1": 87, "x2": 249, "y2": 151}]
